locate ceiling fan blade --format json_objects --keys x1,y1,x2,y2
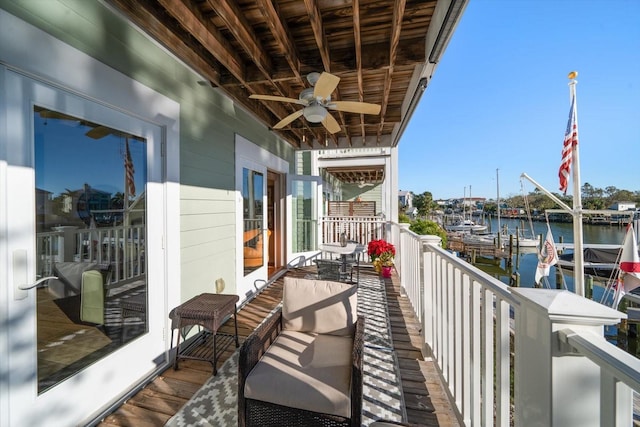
[
  {"x1": 249, "y1": 94, "x2": 307, "y2": 105},
  {"x1": 273, "y1": 110, "x2": 304, "y2": 129},
  {"x1": 328, "y1": 101, "x2": 381, "y2": 115},
  {"x1": 322, "y1": 113, "x2": 341, "y2": 134},
  {"x1": 314, "y1": 72, "x2": 340, "y2": 100},
  {"x1": 38, "y1": 110, "x2": 79, "y2": 121},
  {"x1": 85, "y1": 126, "x2": 113, "y2": 139}
]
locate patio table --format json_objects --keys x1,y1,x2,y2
[
  {"x1": 319, "y1": 242, "x2": 365, "y2": 283},
  {"x1": 169, "y1": 293, "x2": 239, "y2": 375}
]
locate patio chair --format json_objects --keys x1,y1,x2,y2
[
  {"x1": 314, "y1": 258, "x2": 344, "y2": 281},
  {"x1": 43, "y1": 262, "x2": 113, "y2": 325},
  {"x1": 238, "y1": 277, "x2": 364, "y2": 427}
]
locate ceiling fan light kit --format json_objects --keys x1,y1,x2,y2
[{"x1": 303, "y1": 104, "x2": 327, "y2": 123}]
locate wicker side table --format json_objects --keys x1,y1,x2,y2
[{"x1": 169, "y1": 293, "x2": 239, "y2": 374}]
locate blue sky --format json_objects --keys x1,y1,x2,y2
[{"x1": 398, "y1": 0, "x2": 640, "y2": 201}]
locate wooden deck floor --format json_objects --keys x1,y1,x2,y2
[{"x1": 97, "y1": 267, "x2": 460, "y2": 427}]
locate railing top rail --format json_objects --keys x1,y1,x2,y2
[
  {"x1": 417, "y1": 233, "x2": 518, "y2": 304},
  {"x1": 323, "y1": 216, "x2": 385, "y2": 220},
  {"x1": 559, "y1": 328, "x2": 640, "y2": 391}
]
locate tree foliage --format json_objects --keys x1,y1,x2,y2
[
  {"x1": 484, "y1": 183, "x2": 638, "y2": 213},
  {"x1": 412, "y1": 191, "x2": 436, "y2": 217},
  {"x1": 409, "y1": 219, "x2": 447, "y2": 247}
]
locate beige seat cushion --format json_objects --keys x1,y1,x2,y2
[
  {"x1": 282, "y1": 277, "x2": 357, "y2": 336},
  {"x1": 244, "y1": 330, "x2": 353, "y2": 418}
]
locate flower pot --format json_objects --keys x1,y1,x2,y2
[{"x1": 381, "y1": 265, "x2": 393, "y2": 278}]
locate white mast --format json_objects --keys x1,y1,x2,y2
[
  {"x1": 496, "y1": 168, "x2": 501, "y2": 247},
  {"x1": 463, "y1": 186, "x2": 466, "y2": 221}
]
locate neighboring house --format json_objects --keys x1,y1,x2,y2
[
  {"x1": 406, "y1": 206, "x2": 419, "y2": 219},
  {"x1": 314, "y1": 147, "x2": 396, "y2": 219},
  {"x1": 0, "y1": 1, "x2": 466, "y2": 425},
  {"x1": 610, "y1": 201, "x2": 636, "y2": 211},
  {"x1": 398, "y1": 190, "x2": 414, "y2": 210}
]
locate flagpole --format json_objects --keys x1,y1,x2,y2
[
  {"x1": 520, "y1": 71, "x2": 586, "y2": 297},
  {"x1": 496, "y1": 168, "x2": 501, "y2": 248},
  {"x1": 569, "y1": 71, "x2": 585, "y2": 297},
  {"x1": 124, "y1": 136, "x2": 130, "y2": 228}
]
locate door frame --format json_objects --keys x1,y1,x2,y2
[
  {"x1": 267, "y1": 171, "x2": 286, "y2": 274},
  {"x1": 235, "y1": 134, "x2": 288, "y2": 302},
  {"x1": 0, "y1": 10, "x2": 181, "y2": 425},
  {"x1": 287, "y1": 174, "x2": 323, "y2": 263}
]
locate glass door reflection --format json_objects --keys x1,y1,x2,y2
[{"x1": 34, "y1": 107, "x2": 148, "y2": 393}]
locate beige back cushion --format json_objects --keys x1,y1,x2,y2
[{"x1": 282, "y1": 277, "x2": 357, "y2": 336}]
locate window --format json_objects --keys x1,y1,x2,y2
[{"x1": 243, "y1": 168, "x2": 264, "y2": 274}]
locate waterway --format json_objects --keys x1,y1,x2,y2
[
  {"x1": 476, "y1": 217, "x2": 629, "y2": 291},
  {"x1": 475, "y1": 217, "x2": 640, "y2": 353}
]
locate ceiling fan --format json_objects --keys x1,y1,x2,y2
[
  {"x1": 357, "y1": 179, "x2": 375, "y2": 188},
  {"x1": 249, "y1": 72, "x2": 381, "y2": 134}
]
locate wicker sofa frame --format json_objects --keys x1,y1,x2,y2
[{"x1": 238, "y1": 306, "x2": 364, "y2": 427}]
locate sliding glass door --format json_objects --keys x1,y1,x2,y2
[{"x1": 3, "y1": 70, "x2": 166, "y2": 424}]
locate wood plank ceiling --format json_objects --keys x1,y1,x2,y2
[{"x1": 106, "y1": 0, "x2": 466, "y2": 150}]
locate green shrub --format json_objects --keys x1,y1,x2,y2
[
  {"x1": 409, "y1": 219, "x2": 447, "y2": 247},
  {"x1": 398, "y1": 212, "x2": 411, "y2": 223}
]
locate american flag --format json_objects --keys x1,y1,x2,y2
[
  {"x1": 125, "y1": 138, "x2": 136, "y2": 196},
  {"x1": 558, "y1": 94, "x2": 578, "y2": 194}
]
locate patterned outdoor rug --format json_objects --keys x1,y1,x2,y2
[{"x1": 165, "y1": 275, "x2": 405, "y2": 426}]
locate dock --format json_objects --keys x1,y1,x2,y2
[{"x1": 447, "y1": 235, "x2": 510, "y2": 260}]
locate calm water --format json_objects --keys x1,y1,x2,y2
[
  {"x1": 476, "y1": 217, "x2": 629, "y2": 291},
  {"x1": 475, "y1": 218, "x2": 638, "y2": 351}
]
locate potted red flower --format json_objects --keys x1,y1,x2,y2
[{"x1": 367, "y1": 239, "x2": 395, "y2": 277}]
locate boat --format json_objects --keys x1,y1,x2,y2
[
  {"x1": 506, "y1": 226, "x2": 540, "y2": 248},
  {"x1": 462, "y1": 232, "x2": 498, "y2": 246},
  {"x1": 556, "y1": 246, "x2": 623, "y2": 279},
  {"x1": 446, "y1": 218, "x2": 488, "y2": 233},
  {"x1": 445, "y1": 186, "x2": 489, "y2": 233}
]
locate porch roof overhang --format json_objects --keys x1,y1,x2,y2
[
  {"x1": 324, "y1": 165, "x2": 385, "y2": 185},
  {"x1": 105, "y1": 0, "x2": 468, "y2": 150}
]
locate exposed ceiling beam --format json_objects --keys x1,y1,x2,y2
[
  {"x1": 105, "y1": 0, "x2": 222, "y2": 85},
  {"x1": 157, "y1": 0, "x2": 244, "y2": 83},
  {"x1": 304, "y1": 0, "x2": 351, "y2": 147},
  {"x1": 206, "y1": 0, "x2": 272, "y2": 78},
  {"x1": 255, "y1": 0, "x2": 303, "y2": 83},
  {"x1": 304, "y1": 0, "x2": 331, "y2": 73},
  {"x1": 377, "y1": 0, "x2": 406, "y2": 144},
  {"x1": 352, "y1": 0, "x2": 367, "y2": 145}
]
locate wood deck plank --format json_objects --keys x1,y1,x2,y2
[{"x1": 385, "y1": 273, "x2": 461, "y2": 427}]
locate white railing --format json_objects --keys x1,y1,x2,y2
[
  {"x1": 389, "y1": 222, "x2": 640, "y2": 427},
  {"x1": 321, "y1": 215, "x2": 386, "y2": 245},
  {"x1": 36, "y1": 224, "x2": 145, "y2": 285}
]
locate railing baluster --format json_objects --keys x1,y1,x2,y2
[
  {"x1": 471, "y1": 279, "x2": 482, "y2": 424},
  {"x1": 495, "y1": 296, "x2": 510, "y2": 426},
  {"x1": 482, "y1": 287, "x2": 494, "y2": 427},
  {"x1": 453, "y1": 268, "x2": 463, "y2": 409}
]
